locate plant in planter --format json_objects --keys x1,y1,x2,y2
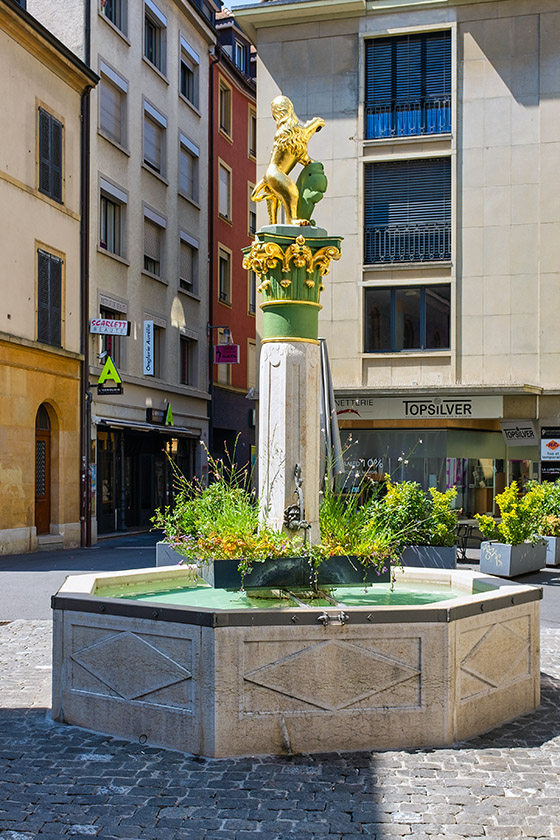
[
  {"x1": 527, "y1": 479, "x2": 560, "y2": 566},
  {"x1": 361, "y1": 480, "x2": 459, "y2": 569},
  {"x1": 476, "y1": 481, "x2": 546, "y2": 577}
]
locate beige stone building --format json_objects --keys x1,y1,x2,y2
[
  {"x1": 237, "y1": 0, "x2": 560, "y2": 517},
  {"x1": 0, "y1": 0, "x2": 97, "y2": 554},
  {"x1": 29, "y1": 0, "x2": 220, "y2": 540}
]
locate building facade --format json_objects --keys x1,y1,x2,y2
[
  {"x1": 210, "y1": 9, "x2": 257, "y2": 465},
  {"x1": 0, "y1": 0, "x2": 97, "y2": 553},
  {"x1": 28, "y1": 0, "x2": 220, "y2": 540},
  {"x1": 237, "y1": 0, "x2": 560, "y2": 517}
]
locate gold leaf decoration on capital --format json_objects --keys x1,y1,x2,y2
[{"x1": 243, "y1": 238, "x2": 341, "y2": 294}]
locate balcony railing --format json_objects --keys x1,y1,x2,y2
[
  {"x1": 364, "y1": 223, "x2": 451, "y2": 264},
  {"x1": 365, "y1": 97, "x2": 451, "y2": 140}
]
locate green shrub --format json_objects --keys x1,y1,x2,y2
[{"x1": 475, "y1": 481, "x2": 542, "y2": 545}]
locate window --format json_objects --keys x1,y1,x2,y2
[
  {"x1": 143, "y1": 209, "x2": 166, "y2": 277},
  {"x1": 365, "y1": 32, "x2": 451, "y2": 140},
  {"x1": 248, "y1": 108, "x2": 256, "y2": 159},
  {"x1": 98, "y1": 62, "x2": 127, "y2": 147},
  {"x1": 364, "y1": 285, "x2": 450, "y2": 352},
  {"x1": 247, "y1": 339, "x2": 256, "y2": 389},
  {"x1": 179, "y1": 134, "x2": 199, "y2": 202},
  {"x1": 179, "y1": 232, "x2": 198, "y2": 294},
  {"x1": 216, "y1": 328, "x2": 231, "y2": 385},
  {"x1": 248, "y1": 270, "x2": 256, "y2": 314},
  {"x1": 218, "y1": 248, "x2": 231, "y2": 304},
  {"x1": 143, "y1": 102, "x2": 166, "y2": 176},
  {"x1": 153, "y1": 324, "x2": 164, "y2": 377},
  {"x1": 98, "y1": 306, "x2": 123, "y2": 367},
  {"x1": 180, "y1": 38, "x2": 199, "y2": 108},
  {"x1": 364, "y1": 158, "x2": 451, "y2": 264},
  {"x1": 218, "y1": 163, "x2": 231, "y2": 220},
  {"x1": 219, "y1": 81, "x2": 232, "y2": 136},
  {"x1": 144, "y1": 0, "x2": 167, "y2": 74},
  {"x1": 234, "y1": 40, "x2": 247, "y2": 73},
  {"x1": 100, "y1": 0, "x2": 126, "y2": 33},
  {"x1": 248, "y1": 186, "x2": 257, "y2": 236},
  {"x1": 37, "y1": 249, "x2": 62, "y2": 347},
  {"x1": 99, "y1": 178, "x2": 127, "y2": 258},
  {"x1": 38, "y1": 108, "x2": 63, "y2": 203},
  {"x1": 180, "y1": 336, "x2": 197, "y2": 386}
]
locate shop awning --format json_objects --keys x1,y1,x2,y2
[{"x1": 94, "y1": 416, "x2": 199, "y2": 437}]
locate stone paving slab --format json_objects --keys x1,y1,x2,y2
[{"x1": 0, "y1": 620, "x2": 560, "y2": 839}]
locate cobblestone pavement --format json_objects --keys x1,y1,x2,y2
[{"x1": 1, "y1": 620, "x2": 559, "y2": 840}]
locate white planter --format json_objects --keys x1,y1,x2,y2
[
  {"x1": 400, "y1": 545, "x2": 457, "y2": 569},
  {"x1": 480, "y1": 541, "x2": 546, "y2": 577},
  {"x1": 542, "y1": 535, "x2": 560, "y2": 567}
]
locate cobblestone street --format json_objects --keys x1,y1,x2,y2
[{"x1": 0, "y1": 619, "x2": 559, "y2": 839}]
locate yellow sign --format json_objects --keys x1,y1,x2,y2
[
  {"x1": 165, "y1": 403, "x2": 174, "y2": 426},
  {"x1": 98, "y1": 356, "x2": 122, "y2": 385}
]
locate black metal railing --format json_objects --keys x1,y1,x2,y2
[
  {"x1": 364, "y1": 223, "x2": 451, "y2": 264},
  {"x1": 365, "y1": 97, "x2": 451, "y2": 140}
]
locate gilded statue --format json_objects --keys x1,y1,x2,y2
[{"x1": 251, "y1": 95, "x2": 325, "y2": 226}]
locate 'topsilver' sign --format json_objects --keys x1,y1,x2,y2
[{"x1": 500, "y1": 420, "x2": 538, "y2": 446}]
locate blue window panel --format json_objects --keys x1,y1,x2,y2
[
  {"x1": 364, "y1": 285, "x2": 450, "y2": 352},
  {"x1": 365, "y1": 32, "x2": 451, "y2": 139}
]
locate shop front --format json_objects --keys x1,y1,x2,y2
[{"x1": 335, "y1": 392, "x2": 540, "y2": 517}]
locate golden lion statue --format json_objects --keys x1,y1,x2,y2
[{"x1": 251, "y1": 95, "x2": 324, "y2": 226}]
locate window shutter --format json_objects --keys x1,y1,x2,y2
[
  {"x1": 364, "y1": 158, "x2": 451, "y2": 262},
  {"x1": 37, "y1": 250, "x2": 50, "y2": 342},
  {"x1": 180, "y1": 241, "x2": 193, "y2": 287},
  {"x1": 144, "y1": 117, "x2": 161, "y2": 171},
  {"x1": 38, "y1": 110, "x2": 51, "y2": 195},
  {"x1": 179, "y1": 147, "x2": 193, "y2": 197},
  {"x1": 50, "y1": 118, "x2": 63, "y2": 202},
  {"x1": 49, "y1": 256, "x2": 62, "y2": 346},
  {"x1": 100, "y1": 79, "x2": 121, "y2": 143},
  {"x1": 144, "y1": 220, "x2": 161, "y2": 263}
]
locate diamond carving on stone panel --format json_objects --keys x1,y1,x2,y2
[
  {"x1": 71, "y1": 631, "x2": 191, "y2": 701},
  {"x1": 460, "y1": 620, "x2": 530, "y2": 700},
  {"x1": 243, "y1": 639, "x2": 420, "y2": 711}
]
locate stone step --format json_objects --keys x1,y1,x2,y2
[{"x1": 37, "y1": 534, "x2": 64, "y2": 552}]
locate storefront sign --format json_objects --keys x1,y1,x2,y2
[
  {"x1": 335, "y1": 395, "x2": 503, "y2": 421},
  {"x1": 97, "y1": 356, "x2": 123, "y2": 395},
  {"x1": 541, "y1": 428, "x2": 560, "y2": 461},
  {"x1": 90, "y1": 318, "x2": 129, "y2": 335},
  {"x1": 146, "y1": 404, "x2": 174, "y2": 426},
  {"x1": 143, "y1": 320, "x2": 154, "y2": 376},
  {"x1": 214, "y1": 344, "x2": 240, "y2": 364},
  {"x1": 500, "y1": 420, "x2": 538, "y2": 446}
]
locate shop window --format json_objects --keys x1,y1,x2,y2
[
  {"x1": 364, "y1": 158, "x2": 451, "y2": 264},
  {"x1": 144, "y1": 0, "x2": 167, "y2": 74},
  {"x1": 180, "y1": 335, "x2": 197, "y2": 386},
  {"x1": 180, "y1": 38, "x2": 199, "y2": 108},
  {"x1": 38, "y1": 108, "x2": 63, "y2": 203},
  {"x1": 365, "y1": 31, "x2": 451, "y2": 139},
  {"x1": 98, "y1": 63, "x2": 127, "y2": 147},
  {"x1": 364, "y1": 285, "x2": 450, "y2": 352},
  {"x1": 37, "y1": 249, "x2": 62, "y2": 347}
]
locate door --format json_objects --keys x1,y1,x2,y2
[{"x1": 35, "y1": 406, "x2": 51, "y2": 535}]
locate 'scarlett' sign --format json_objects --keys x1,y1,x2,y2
[
  {"x1": 214, "y1": 344, "x2": 239, "y2": 364},
  {"x1": 90, "y1": 319, "x2": 129, "y2": 335}
]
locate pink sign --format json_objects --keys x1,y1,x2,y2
[{"x1": 214, "y1": 344, "x2": 239, "y2": 364}]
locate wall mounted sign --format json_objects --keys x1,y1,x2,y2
[
  {"x1": 214, "y1": 344, "x2": 240, "y2": 364},
  {"x1": 146, "y1": 404, "x2": 174, "y2": 426},
  {"x1": 541, "y1": 428, "x2": 560, "y2": 461},
  {"x1": 143, "y1": 320, "x2": 154, "y2": 376},
  {"x1": 500, "y1": 420, "x2": 538, "y2": 446},
  {"x1": 335, "y1": 395, "x2": 503, "y2": 421},
  {"x1": 97, "y1": 356, "x2": 123, "y2": 395},
  {"x1": 90, "y1": 319, "x2": 130, "y2": 335}
]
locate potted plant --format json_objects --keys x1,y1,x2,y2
[
  {"x1": 362, "y1": 480, "x2": 459, "y2": 569},
  {"x1": 476, "y1": 481, "x2": 546, "y2": 577},
  {"x1": 153, "y1": 453, "x2": 393, "y2": 589},
  {"x1": 528, "y1": 479, "x2": 560, "y2": 567}
]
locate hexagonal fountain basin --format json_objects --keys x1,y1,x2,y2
[{"x1": 52, "y1": 566, "x2": 541, "y2": 757}]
